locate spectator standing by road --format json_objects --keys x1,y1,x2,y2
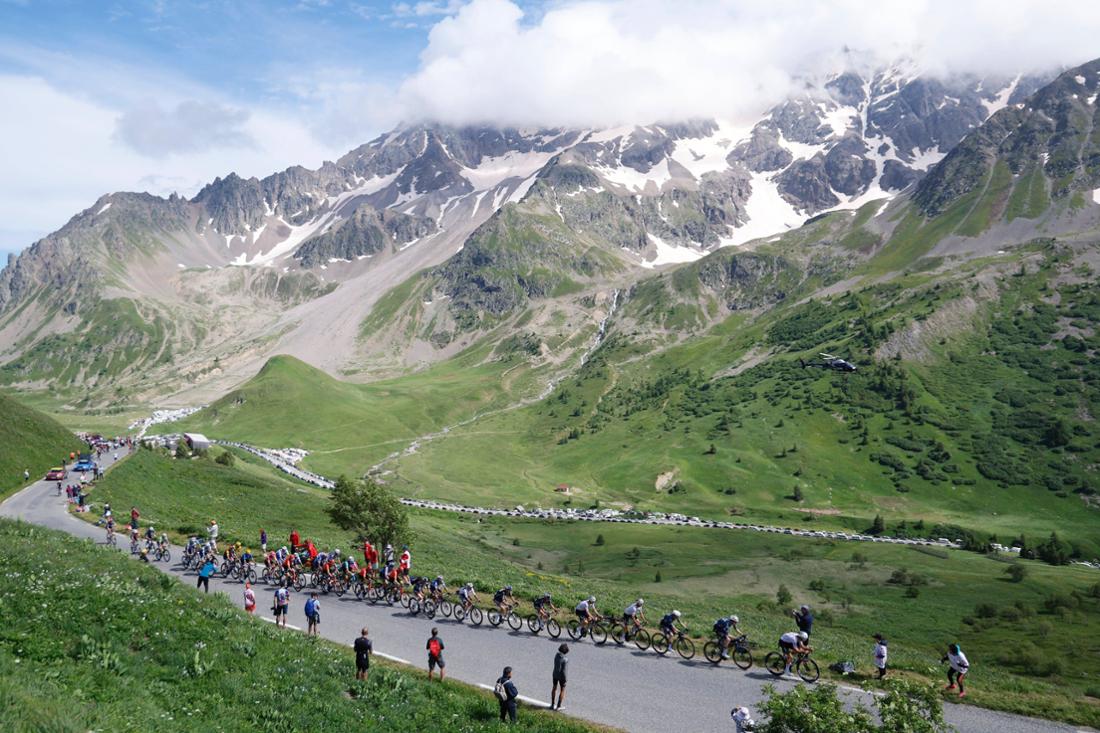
[
  {"x1": 551, "y1": 643, "x2": 568, "y2": 710},
  {"x1": 731, "y1": 707, "x2": 755, "y2": 732},
  {"x1": 273, "y1": 585, "x2": 290, "y2": 627},
  {"x1": 427, "y1": 627, "x2": 446, "y2": 681},
  {"x1": 873, "y1": 633, "x2": 888, "y2": 679},
  {"x1": 23, "y1": 468, "x2": 29, "y2": 482},
  {"x1": 197, "y1": 557, "x2": 216, "y2": 593},
  {"x1": 243, "y1": 582, "x2": 256, "y2": 613},
  {"x1": 260, "y1": 528, "x2": 267, "y2": 553},
  {"x1": 794, "y1": 604, "x2": 813, "y2": 638},
  {"x1": 354, "y1": 627, "x2": 373, "y2": 681},
  {"x1": 305, "y1": 593, "x2": 320, "y2": 636},
  {"x1": 130, "y1": 506, "x2": 140, "y2": 530},
  {"x1": 208, "y1": 519, "x2": 219, "y2": 549},
  {"x1": 495, "y1": 666, "x2": 519, "y2": 723},
  {"x1": 290, "y1": 528, "x2": 300, "y2": 551}
]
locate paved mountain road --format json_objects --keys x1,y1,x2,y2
[{"x1": 2, "y1": 455, "x2": 1094, "y2": 733}]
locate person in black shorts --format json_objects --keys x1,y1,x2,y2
[
  {"x1": 354, "y1": 627, "x2": 373, "y2": 681},
  {"x1": 427, "y1": 627, "x2": 446, "y2": 681},
  {"x1": 551, "y1": 643, "x2": 569, "y2": 710}
]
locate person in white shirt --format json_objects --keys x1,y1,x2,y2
[
  {"x1": 941, "y1": 643, "x2": 970, "y2": 697},
  {"x1": 207, "y1": 520, "x2": 219, "y2": 549},
  {"x1": 731, "y1": 706, "x2": 755, "y2": 732},
  {"x1": 622, "y1": 599, "x2": 645, "y2": 639},
  {"x1": 873, "y1": 633, "x2": 888, "y2": 679}
]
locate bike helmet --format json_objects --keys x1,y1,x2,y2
[
  {"x1": 334, "y1": 549, "x2": 341, "y2": 556},
  {"x1": 636, "y1": 598, "x2": 644, "y2": 605},
  {"x1": 800, "y1": 605, "x2": 809, "y2": 613},
  {"x1": 672, "y1": 610, "x2": 682, "y2": 618},
  {"x1": 798, "y1": 631, "x2": 808, "y2": 642},
  {"x1": 729, "y1": 615, "x2": 739, "y2": 624},
  {"x1": 588, "y1": 596, "x2": 596, "y2": 603},
  {"x1": 466, "y1": 582, "x2": 474, "y2": 590},
  {"x1": 505, "y1": 585, "x2": 512, "y2": 592}
]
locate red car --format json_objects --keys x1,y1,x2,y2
[{"x1": 45, "y1": 467, "x2": 67, "y2": 481}]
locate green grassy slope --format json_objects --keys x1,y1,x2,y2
[
  {"x1": 0, "y1": 392, "x2": 83, "y2": 498},
  {"x1": 394, "y1": 246, "x2": 1100, "y2": 553},
  {"x1": 0, "y1": 518, "x2": 595, "y2": 733},
  {"x1": 178, "y1": 349, "x2": 542, "y2": 477},
  {"x1": 82, "y1": 447, "x2": 1100, "y2": 726}
]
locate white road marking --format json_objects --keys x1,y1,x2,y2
[
  {"x1": 374, "y1": 651, "x2": 412, "y2": 665},
  {"x1": 478, "y1": 683, "x2": 551, "y2": 708}
]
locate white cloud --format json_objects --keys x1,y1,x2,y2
[
  {"x1": 394, "y1": 0, "x2": 1100, "y2": 127},
  {"x1": 114, "y1": 100, "x2": 255, "y2": 157},
  {"x1": 0, "y1": 74, "x2": 340, "y2": 251}
]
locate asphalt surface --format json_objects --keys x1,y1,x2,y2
[{"x1": 2, "y1": 452, "x2": 1094, "y2": 733}]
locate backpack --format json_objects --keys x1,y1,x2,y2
[
  {"x1": 493, "y1": 679, "x2": 508, "y2": 701},
  {"x1": 429, "y1": 637, "x2": 442, "y2": 658}
]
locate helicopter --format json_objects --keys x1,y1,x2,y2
[{"x1": 800, "y1": 353, "x2": 857, "y2": 373}]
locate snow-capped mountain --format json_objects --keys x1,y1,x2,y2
[{"x1": 0, "y1": 63, "x2": 1055, "y2": 402}]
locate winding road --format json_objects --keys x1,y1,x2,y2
[{"x1": 2, "y1": 453, "x2": 1094, "y2": 733}]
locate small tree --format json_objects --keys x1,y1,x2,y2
[
  {"x1": 594, "y1": 533, "x2": 605, "y2": 546},
  {"x1": 326, "y1": 475, "x2": 410, "y2": 548},
  {"x1": 1005, "y1": 564, "x2": 1027, "y2": 583},
  {"x1": 215, "y1": 450, "x2": 235, "y2": 467},
  {"x1": 871, "y1": 514, "x2": 886, "y2": 535},
  {"x1": 776, "y1": 584, "x2": 792, "y2": 607},
  {"x1": 792, "y1": 486, "x2": 804, "y2": 502},
  {"x1": 654, "y1": 570, "x2": 662, "y2": 583},
  {"x1": 756, "y1": 679, "x2": 949, "y2": 733}
]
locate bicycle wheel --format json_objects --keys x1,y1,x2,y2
[
  {"x1": 292, "y1": 575, "x2": 305, "y2": 593},
  {"x1": 399, "y1": 593, "x2": 412, "y2": 609},
  {"x1": 468, "y1": 607, "x2": 483, "y2": 626},
  {"x1": 507, "y1": 612, "x2": 523, "y2": 631},
  {"x1": 797, "y1": 658, "x2": 820, "y2": 683},
  {"x1": 547, "y1": 619, "x2": 561, "y2": 639},
  {"x1": 526, "y1": 614, "x2": 542, "y2": 634},
  {"x1": 333, "y1": 579, "x2": 346, "y2": 597},
  {"x1": 487, "y1": 610, "x2": 503, "y2": 627},
  {"x1": 652, "y1": 633, "x2": 670, "y2": 655},
  {"x1": 423, "y1": 600, "x2": 436, "y2": 619},
  {"x1": 438, "y1": 600, "x2": 453, "y2": 617},
  {"x1": 764, "y1": 652, "x2": 786, "y2": 677},
  {"x1": 674, "y1": 636, "x2": 696, "y2": 660},
  {"x1": 733, "y1": 647, "x2": 753, "y2": 670},
  {"x1": 591, "y1": 622, "x2": 608, "y2": 646},
  {"x1": 566, "y1": 619, "x2": 582, "y2": 640},
  {"x1": 408, "y1": 598, "x2": 421, "y2": 615},
  {"x1": 634, "y1": 629, "x2": 651, "y2": 651},
  {"x1": 610, "y1": 622, "x2": 626, "y2": 645},
  {"x1": 453, "y1": 605, "x2": 466, "y2": 621},
  {"x1": 703, "y1": 641, "x2": 722, "y2": 664}
]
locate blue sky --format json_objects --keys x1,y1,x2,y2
[{"x1": 1, "y1": 0, "x2": 1097, "y2": 262}]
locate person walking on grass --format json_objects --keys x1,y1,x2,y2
[
  {"x1": 427, "y1": 627, "x2": 446, "y2": 681},
  {"x1": 354, "y1": 627, "x2": 373, "y2": 681},
  {"x1": 551, "y1": 643, "x2": 569, "y2": 710},
  {"x1": 198, "y1": 556, "x2": 216, "y2": 593},
  {"x1": 495, "y1": 666, "x2": 519, "y2": 723},
  {"x1": 243, "y1": 582, "x2": 256, "y2": 614},
  {"x1": 873, "y1": 633, "x2": 888, "y2": 679},
  {"x1": 305, "y1": 593, "x2": 320, "y2": 636},
  {"x1": 260, "y1": 528, "x2": 268, "y2": 553},
  {"x1": 942, "y1": 643, "x2": 970, "y2": 698},
  {"x1": 23, "y1": 468, "x2": 29, "y2": 482},
  {"x1": 274, "y1": 585, "x2": 290, "y2": 627}
]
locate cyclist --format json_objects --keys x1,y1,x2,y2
[
  {"x1": 411, "y1": 575, "x2": 429, "y2": 603},
  {"x1": 493, "y1": 585, "x2": 515, "y2": 616},
  {"x1": 713, "y1": 614, "x2": 743, "y2": 660},
  {"x1": 659, "y1": 609, "x2": 683, "y2": 639},
  {"x1": 779, "y1": 630, "x2": 812, "y2": 675},
  {"x1": 383, "y1": 543, "x2": 395, "y2": 566},
  {"x1": 574, "y1": 596, "x2": 600, "y2": 637},
  {"x1": 340, "y1": 553, "x2": 359, "y2": 578},
  {"x1": 429, "y1": 575, "x2": 448, "y2": 601},
  {"x1": 105, "y1": 515, "x2": 115, "y2": 543},
  {"x1": 240, "y1": 546, "x2": 254, "y2": 568},
  {"x1": 941, "y1": 643, "x2": 970, "y2": 698},
  {"x1": 458, "y1": 582, "x2": 478, "y2": 613},
  {"x1": 143, "y1": 525, "x2": 156, "y2": 547},
  {"x1": 158, "y1": 531, "x2": 170, "y2": 555},
  {"x1": 533, "y1": 592, "x2": 557, "y2": 627},
  {"x1": 622, "y1": 598, "x2": 645, "y2": 640}
]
